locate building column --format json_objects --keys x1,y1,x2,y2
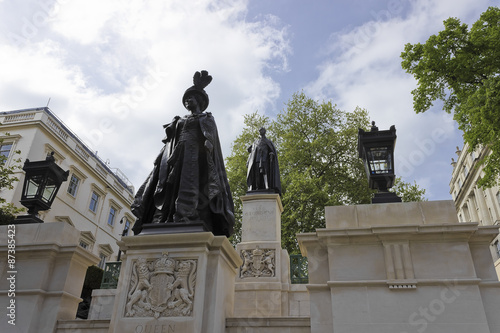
[
  {"x1": 468, "y1": 194, "x2": 480, "y2": 222},
  {"x1": 474, "y1": 186, "x2": 492, "y2": 225}
]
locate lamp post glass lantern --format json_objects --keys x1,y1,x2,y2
[
  {"x1": 358, "y1": 122, "x2": 401, "y2": 203},
  {"x1": 17, "y1": 152, "x2": 69, "y2": 223},
  {"x1": 365, "y1": 147, "x2": 393, "y2": 183}
]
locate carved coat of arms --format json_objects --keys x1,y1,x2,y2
[
  {"x1": 125, "y1": 252, "x2": 197, "y2": 318},
  {"x1": 240, "y1": 247, "x2": 275, "y2": 278}
]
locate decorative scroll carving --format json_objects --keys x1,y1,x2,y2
[
  {"x1": 240, "y1": 247, "x2": 275, "y2": 278},
  {"x1": 125, "y1": 252, "x2": 197, "y2": 318}
]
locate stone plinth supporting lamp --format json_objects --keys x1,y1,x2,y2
[
  {"x1": 16, "y1": 151, "x2": 69, "y2": 224},
  {"x1": 358, "y1": 122, "x2": 401, "y2": 204}
]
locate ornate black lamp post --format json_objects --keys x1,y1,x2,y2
[
  {"x1": 358, "y1": 122, "x2": 401, "y2": 204},
  {"x1": 16, "y1": 152, "x2": 69, "y2": 224},
  {"x1": 116, "y1": 217, "x2": 130, "y2": 261}
]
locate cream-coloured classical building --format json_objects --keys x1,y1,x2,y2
[
  {"x1": 0, "y1": 107, "x2": 135, "y2": 264},
  {"x1": 450, "y1": 143, "x2": 500, "y2": 277}
]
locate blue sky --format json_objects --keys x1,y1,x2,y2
[{"x1": 0, "y1": 0, "x2": 497, "y2": 201}]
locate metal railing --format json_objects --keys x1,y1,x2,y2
[
  {"x1": 100, "y1": 261, "x2": 122, "y2": 289},
  {"x1": 290, "y1": 254, "x2": 308, "y2": 284}
]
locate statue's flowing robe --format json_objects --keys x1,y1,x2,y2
[{"x1": 132, "y1": 112, "x2": 234, "y2": 236}]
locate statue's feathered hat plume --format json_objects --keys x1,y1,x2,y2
[{"x1": 183, "y1": 70, "x2": 212, "y2": 111}]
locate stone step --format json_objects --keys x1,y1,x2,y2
[
  {"x1": 226, "y1": 317, "x2": 311, "y2": 333},
  {"x1": 56, "y1": 317, "x2": 311, "y2": 333},
  {"x1": 56, "y1": 319, "x2": 110, "y2": 333}
]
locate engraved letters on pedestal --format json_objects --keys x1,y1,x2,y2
[
  {"x1": 125, "y1": 252, "x2": 197, "y2": 318},
  {"x1": 240, "y1": 247, "x2": 276, "y2": 278}
]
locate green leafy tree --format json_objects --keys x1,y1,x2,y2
[
  {"x1": 391, "y1": 177, "x2": 427, "y2": 203},
  {"x1": 227, "y1": 92, "x2": 425, "y2": 253},
  {"x1": 0, "y1": 137, "x2": 23, "y2": 225},
  {"x1": 401, "y1": 6, "x2": 500, "y2": 188}
]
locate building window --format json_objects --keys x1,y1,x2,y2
[
  {"x1": 463, "y1": 165, "x2": 468, "y2": 177},
  {"x1": 458, "y1": 179, "x2": 463, "y2": 189},
  {"x1": 79, "y1": 241, "x2": 89, "y2": 249},
  {"x1": 89, "y1": 192, "x2": 99, "y2": 212},
  {"x1": 123, "y1": 219, "x2": 131, "y2": 236},
  {"x1": 0, "y1": 143, "x2": 13, "y2": 160},
  {"x1": 108, "y1": 207, "x2": 117, "y2": 226},
  {"x1": 67, "y1": 174, "x2": 80, "y2": 197},
  {"x1": 495, "y1": 241, "x2": 500, "y2": 259},
  {"x1": 98, "y1": 253, "x2": 107, "y2": 269},
  {"x1": 497, "y1": 192, "x2": 500, "y2": 207}
]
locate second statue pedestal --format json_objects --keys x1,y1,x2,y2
[{"x1": 234, "y1": 193, "x2": 291, "y2": 317}]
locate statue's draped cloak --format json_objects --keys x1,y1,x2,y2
[{"x1": 132, "y1": 112, "x2": 234, "y2": 236}]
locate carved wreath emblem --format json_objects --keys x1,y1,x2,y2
[
  {"x1": 240, "y1": 247, "x2": 275, "y2": 278},
  {"x1": 125, "y1": 252, "x2": 197, "y2": 318}
]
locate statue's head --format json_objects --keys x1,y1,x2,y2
[
  {"x1": 182, "y1": 70, "x2": 212, "y2": 111},
  {"x1": 259, "y1": 127, "x2": 266, "y2": 136},
  {"x1": 183, "y1": 89, "x2": 208, "y2": 111}
]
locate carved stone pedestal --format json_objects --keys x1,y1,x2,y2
[
  {"x1": 108, "y1": 232, "x2": 241, "y2": 333},
  {"x1": 234, "y1": 194, "x2": 291, "y2": 317}
]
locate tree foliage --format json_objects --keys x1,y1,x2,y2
[
  {"x1": 0, "y1": 136, "x2": 23, "y2": 225},
  {"x1": 401, "y1": 6, "x2": 500, "y2": 187},
  {"x1": 391, "y1": 177, "x2": 427, "y2": 203},
  {"x1": 226, "y1": 92, "x2": 426, "y2": 254}
]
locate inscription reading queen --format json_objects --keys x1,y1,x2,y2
[{"x1": 125, "y1": 252, "x2": 197, "y2": 318}]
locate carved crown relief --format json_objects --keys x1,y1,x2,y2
[
  {"x1": 125, "y1": 252, "x2": 197, "y2": 318},
  {"x1": 240, "y1": 247, "x2": 276, "y2": 278}
]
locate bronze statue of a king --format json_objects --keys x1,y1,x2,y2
[{"x1": 131, "y1": 71, "x2": 235, "y2": 237}]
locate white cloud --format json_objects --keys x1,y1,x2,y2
[
  {"x1": 51, "y1": 0, "x2": 120, "y2": 44},
  {"x1": 0, "y1": 0, "x2": 290, "y2": 189}
]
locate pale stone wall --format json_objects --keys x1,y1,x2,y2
[
  {"x1": 44, "y1": 199, "x2": 500, "y2": 332},
  {"x1": 0, "y1": 223, "x2": 99, "y2": 333},
  {"x1": 299, "y1": 201, "x2": 500, "y2": 333},
  {"x1": 88, "y1": 289, "x2": 117, "y2": 320},
  {"x1": 288, "y1": 284, "x2": 309, "y2": 317}
]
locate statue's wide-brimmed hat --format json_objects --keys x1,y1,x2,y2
[{"x1": 182, "y1": 70, "x2": 212, "y2": 111}]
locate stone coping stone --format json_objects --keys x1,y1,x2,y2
[{"x1": 325, "y1": 200, "x2": 458, "y2": 229}]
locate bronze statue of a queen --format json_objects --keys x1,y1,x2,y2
[{"x1": 131, "y1": 71, "x2": 235, "y2": 237}]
